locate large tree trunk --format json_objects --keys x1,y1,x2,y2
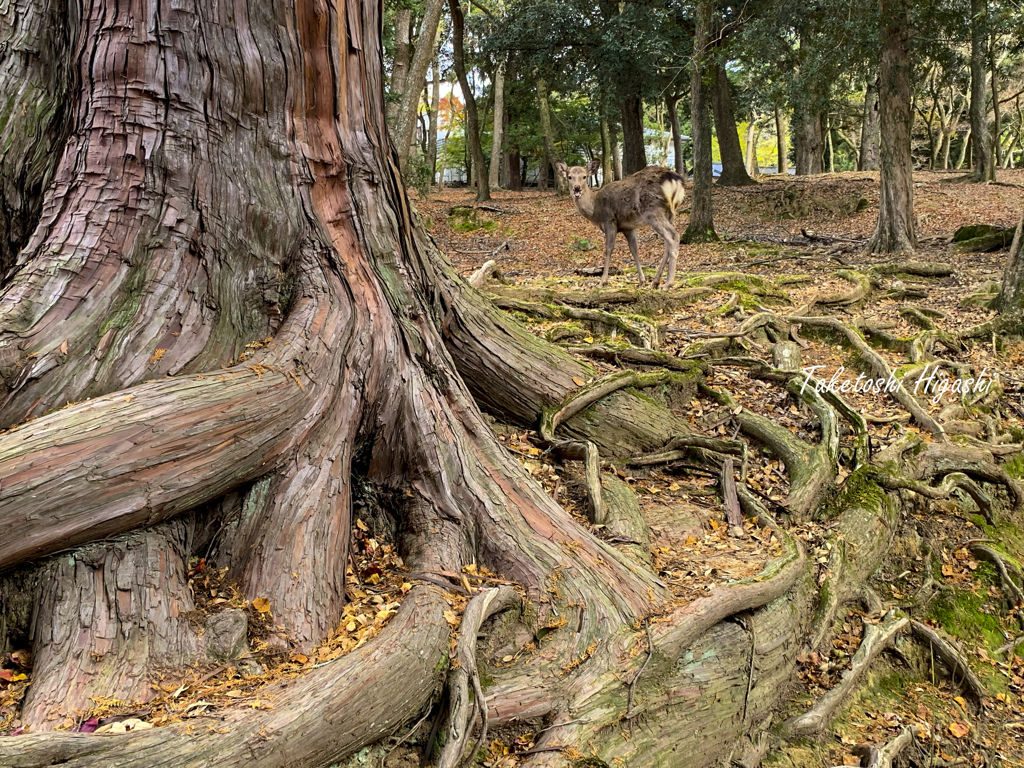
[
  {"x1": 868, "y1": 0, "x2": 916, "y2": 254},
  {"x1": 682, "y1": 0, "x2": 718, "y2": 243},
  {"x1": 794, "y1": 104, "x2": 824, "y2": 175},
  {"x1": 995, "y1": 209, "x2": 1024, "y2": 314},
  {"x1": 449, "y1": 0, "x2": 489, "y2": 201},
  {"x1": 860, "y1": 78, "x2": 881, "y2": 171},
  {"x1": 970, "y1": 0, "x2": 994, "y2": 182},
  {"x1": 711, "y1": 63, "x2": 755, "y2": 186},
  {"x1": 620, "y1": 92, "x2": 647, "y2": 175}
]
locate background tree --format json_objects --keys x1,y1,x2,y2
[
  {"x1": 682, "y1": 0, "x2": 718, "y2": 243},
  {"x1": 868, "y1": 0, "x2": 916, "y2": 254}
]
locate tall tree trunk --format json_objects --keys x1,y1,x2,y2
[
  {"x1": 601, "y1": 114, "x2": 614, "y2": 183},
  {"x1": 745, "y1": 119, "x2": 761, "y2": 176},
  {"x1": 428, "y1": 54, "x2": 441, "y2": 186},
  {"x1": 860, "y1": 79, "x2": 881, "y2": 171},
  {"x1": 612, "y1": 124, "x2": 624, "y2": 180},
  {"x1": 682, "y1": 0, "x2": 718, "y2": 243},
  {"x1": 394, "y1": 0, "x2": 446, "y2": 172},
  {"x1": 387, "y1": 8, "x2": 412, "y2": 125},
  {"x1": 956, "y1": 126, "x2": 972, "y2": 169},
  {"x1": 970, "y1": 0, "x2": 994, "y2": 181},
  {"x1": 826, "y1": 117, "x2": 835, "y2": 172},
  {"x1": 794, "y1": 104, "x2": 824, "y2": 174},
  {"x1": 536, "y1": 77, "x2": 561, "y2": 192},
  {"x1": 620, "y1": 92, "x2": 647, "y2": 175},
  {"x1": 711, "y1": 63, "x2": 755, "y2": 186},
  {"x1": 991, "y1": 37, "x2": 1001, "y2": 169},
  {"x1": 775, "y1": 107, "x2": 789, "y2": 174},
  {"x1": 868, "y1": 0, "x2": 916, "y2": 254},
  {"x1": 667, "y1": 93, "x2": 685, "y2": 175},
  {"x1": 488, "y1": 61, "x2": 505, "y2": 190},
  {"x1": 449, "y1": 0, "x2": 489, "y2": 201}
]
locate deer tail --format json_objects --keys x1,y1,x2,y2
[{"x1": 661, "y1": 177, "x2": 686, "y2": 218}]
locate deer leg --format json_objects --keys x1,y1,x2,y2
[
  {"x1": 651, "y1": 222, "x2": 679, "y2": 289},
  {"x1": 600, "y1": 223, "x2": 618, "y2": 287},
  {"x1": 625, "y1": 230, "x2": 646, "y2": 287}
]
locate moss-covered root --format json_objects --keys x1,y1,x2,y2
[
  {"x1": 846, "y1": 725, "x2": 922, "y2": 768},
  {"x1": 782, "y1": 611, "x2": 909, "y2": 739},
  {"x1": 908, "y1": 621, "x2": 986, "y2": 704},
  {"x1": 437, "y1": 586, "x2": 521, "y2": 768}
]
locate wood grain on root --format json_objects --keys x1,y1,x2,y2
[{"x1": 0, "y1": 587, "x2": 451, "y2": 768}]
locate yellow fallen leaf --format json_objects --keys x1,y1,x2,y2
[
  {"x1": 224, "y1": 690, "x2": 243, "y2": 698},
  {"x1": 290, "y1": 654, "x2": 309, "y2": 664},
  {"x1": 252, "y1": 597, "x2": 271, "y2": 613},
  {"x1": 948, "y1": 722, "x2": 969, "y2": 738},
  {"x1": 572, "y1": 377, "x2": 585, "y2": 386},
  {"x1": 444, "y1": 610, "x2": 460, "y2": 627},
  {"x1": 356, "y1": 519, "x2": 369, "y2": 531},
  {"x1": 954, "y1": 696, "x2": 967, "y2": 711}
]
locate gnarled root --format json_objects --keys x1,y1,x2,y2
[
  {"x1": 437, "y1": 586, "x2": 521, "y2": 768},
  {"x1": 783, "y1": 611, "x2": 908, "y2": 739}
]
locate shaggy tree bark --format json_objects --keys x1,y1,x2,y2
[
  {"x1": 620, "y1": 92, "x2": 647, "y2": 175},
  {"x1": 711, "y1": 63, "x2": 755, "y2": 186},
  {"x1": 667, "y1": 92, "x2": 685, "y2": 175},
  {"x1": 867, "y1": 0, "x2": 916, "y2": 255},
  {"x1": 683, "y1": 0, "x2": 718, "y2": 243}
]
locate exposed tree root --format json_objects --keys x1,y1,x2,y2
[
  {"x1": 0, "y1": 587, "x2": 452, "y2": 768},
  {"x1": 909, "y1": 621, "x2": 986, "y2": 703},
  {"x1": 832, "y1": 725, "x2": 922, "y2": 768},
  {"x1": 967, "y1": 543, "x2": 1024, "y2": 605},
  {"x1": 876, "y1": 471, "x2": 995, "y2": 525},
  {"x1": 437, "y1": 586, "x2": 520, "y2": 768},
  {"x1": 786, "y1": 314, "x2": 946, "y2": 437},
  {"x1": 487, "y1": 284, "x2": 709, "y2": 311},
  {"x1": 567, "y1": 344, "x2": 708, "y2": 375},
  {"x1": 782, "y1": 611, "x2": 908, "y2": 738},
  {"x1": 488, "y1": 296, "x2": 657, "y2": 348},
  {"x1": 468, "y1": 259, "x2": 508, "y2": 288}
]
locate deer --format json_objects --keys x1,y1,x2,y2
[{"x1": 555, "y1": 159, "x2": 686, "y2": 289}]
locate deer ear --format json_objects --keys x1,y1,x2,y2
[{"x1": 588, "y1": 159, "x2": 601, "y2": 174}]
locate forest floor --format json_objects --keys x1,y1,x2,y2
[{"x1": 412, "y1": 169, "x2": 1024, "y2": 768}]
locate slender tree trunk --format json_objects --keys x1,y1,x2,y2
[
  {"x1": 970, "y1": 0, "x2": 994, "y2": 181},
  {"x1": 612, "y1": 124, "x2": 624, "y2": 180},
  {"x1": 428, "y1": 55, "x2": 441, "y2": 186},
  {"x1": 868, "y1": 0, "x2": 916, "y2": 254},
  {"x1": 449, "y1": 0, "x2": 488, "y2": 201},
  {"x1": 991, "y1": 38, "x2": 1001, "y2": 169},
  {"x1": 601, "y1": 114, "x2": 614, "y2": 183},
  {"x1": 956, "y1": 126, "x2": 972, "y2": 169},
  {"x1": 794, "y1": 104, "x2": 824, "y2": 174},
  {"x1": 536, "y1": 77, "x2": 562, "y2": 192},
  {"x1": 387, "y1": 9, "x2": 412, "y2": 125},
  {"x1": 667, "y1": 93, "x2": 685, "y2": 175},
  {"x1": 775, "y1": 107, "x2": 789, "y2": 174},
  {"x1": 745, "y1": 119, "x2": 761, "y2": 176},
  {"x1": 711, "y1": 62, "x2": 755, "y2": 186},
  {"x1": 394, "y1": 0, "x2": 446, "y2": 172},
  {"x1": 826, "y1": 117, "x2": 835, "y2": 172},
  {"x1": 620, "y1": 92, "x2": 647, "y2": 175},
  {"x1": 682, "y1": 0, "x2": 718, "y2": 243},
  {"x1": 489, "y1": 61, "x2": 505, "y2": 190},
  {"x1": 860, "y1": 78, "x2": 881, "y2": 171}
]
